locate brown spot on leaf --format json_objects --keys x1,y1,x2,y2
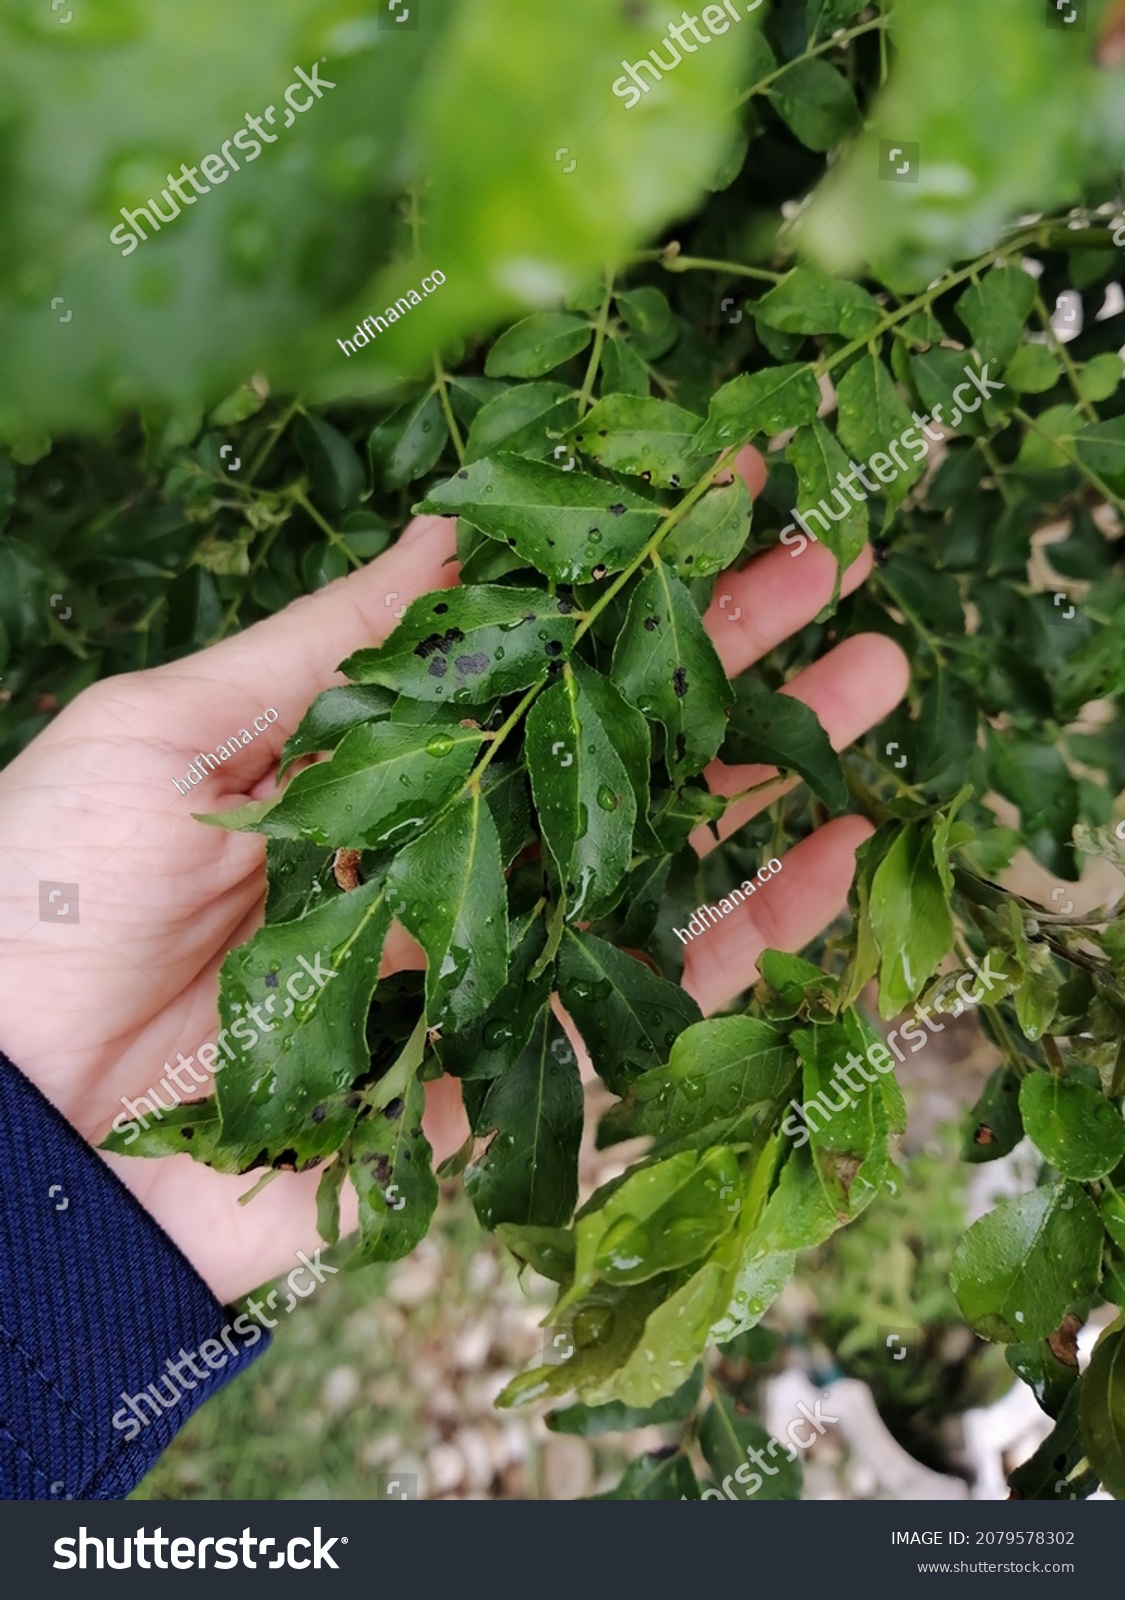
[
  {"x1": 973, "y1": 1124, "x2": 995, "y2": 1147},
  {"x1": 1048, "y1": 1312, "x2": 1081, "y2": 1369},
  {"x1": 333, "y1": 848, "x2": 363, "y2": 891}
]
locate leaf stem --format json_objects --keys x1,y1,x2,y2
[
  {"x1": 732, "y1": 14, "x2": 892, "y2": 107},
  {"x1": 432, "y1": 355, "x2": 466, "y2": 464},
  {"x1": 461, "y1": 678, "x2": 546, "y2": 793},
  {"x1": 293, "y1": 488, "x2": 365, "y2": 571},
  {"x1": 574, "y1": 448, "x2": 739, "y2": 645},
  {"x1": 631, "y1": 249, "x2": 785, "y2": 285},
  {"x1": 578, "y1": 271, "x2": 616, "y2": 416},
  {"x1": 1034, "y1": 293, "x2": 1098, "y2": 424},
  {"x1": 1013, "y1": 406, "x2": 1125, "y2": 517}
]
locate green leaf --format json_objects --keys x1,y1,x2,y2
[
  {"x1": 698, "y1": 1393, "x2": 802, "y2": 1501},
  {"x1": 1073, "y1": 416, "x2": 1125, "y2": 480},
  {"x1": 525, "y1": 665, "x2": 636, "y2": 920},
  {"x1": 296, "y1": 415, "x2": 366, "y2": 513},
  {"x1": 724, "y1": 677, "x2": 847, "y2": 812},
  {"x1": 495, "y1": 1221, "x2": 576, "y2": 1284},
  {"x1": 1018, "y1": 1072, "x2": 1125, "y2": 1182},
  {"x1": 602, "y1": 1016, "x2": 796, "y2": 1144},
  {"x1": 484, "y1": 312, "x2": 593, "y2": 378},
  {"x1": 368, "y1": 392, "x2": 448, "y2": 490},
  {"x1": 0, "y1": 0, "x2": 760, "y2": 435},
  {"x1": 548, "y1": 1368, "x2": 703, "y2": 1437},
  {"x1": 223, "y1": 720, "x2": 482, "y2": 850},
  {"x1": 752, "y1": 1139, "x2": 842, "y2": 1254},
  {"x1": 350, "y1": 1048, "x2": 438, "y2": 1264},
  {"x1": 1006, "y1": 1333, "x2": 1079, "y2": 1422},
  {"x1": 558, "y1": 927, "x2": 702, "y2": 1096},
  {"x1": 573, "y1": 661, "x2": 654, "y2": 846},
  {"x1": 571, "y1": 396, "x2": 705, "y2": 489},
  {"x1": 986, "y1": 729, "x2": 1079, "y2": 879},
  {"x1": 962, "y1": 1066, "x2": 1024, "y2": 1164},
  {"x1": 694, "y1": 364, "x2": 821, "y2": 455},
  {"x1": 342, "y1": 586, "x2": 578, "y2": 706},
  {"x1": 794, "y1": 1022, "x2": 885, "y2": 1218},
  {"x1": 612, "y1": 562, "x2": 733, "y2": 780},
  {"x1": 767, "y1": 59, "x2": 859, "y2": 152},
  {"x1": 786, "y1": 418, "x2": 868, "y2": 573},
  {"x1": 868, "y1": 823, "x2": 955, "y2": 1017},
  {"x1": 950, "y1": 1182, "x2": 1102, "y2": 1343},
  {"x1": 1076, "y1": 353, "x2": 1124, "y2": 404},
  {"x1": 589, "y1": 1261, "x2": 729, "y2": 1408},
  {"x1": 660, "y1": 476, "x2": 752, "y2": 579},
  {"x1": 464, "y1": 382, "x2": 578, "y2": 463},
  {"x1": 464, "y1": 1006, "x2": 584, "y2": 1229},
  {"x1": 389, "y1": 787, "x2": 509, "y2": 1032},
  {"x1": 708, "y1": 1235, "x2": 796, "y2": 1346},
  {"x1": 755, "y1": 949, "x2": 839, "y2": 1024},
  {"x1": 1102, "y1": 1184, "x2": 1125, "y2": 1255},
  {"x1": 568, "y1": 1146, "x2": 743, "y2": 1299},
  {"x1": 210, "y1": 877, "x2": 394, "y2": 1169},
  {"x1": 1080, "y1": 1323, "x2": 1125, "y2": 1499},
  {"x1": 835, "y1": 355, "x2": 924, "y2": 505},
  {"x1": 600, "y1": 335, "x2": 651, "y2": 397},
  {"x1": 955, "y1": 267, "x2": 1038, "y2": 371},
  {"x1": 615, "y1": 288, "x2": 677, "y2": 360},
  {"x1": 1009, "y1": 1384, "x2": 1098, "y2": 1500},
  {"x1": 1003, "y1": 342, "x2": 1060, "y2": 395},
  {"x1": 435, "y1": 912, "x2": 551, "y2": 1081},
  {"x1": 100, "y1": 1100, "x2": 234, "y2": 1168},
  {"x1": 756, "y1": 266, "x2": 882, "y2": 341},
  {"x1": 277, "y1": 685, "x2": 395, "y2": 780},
  {"x1": 417, "y1": 456, "x2": 659, "y2": 585},
  {"x1": 592, "y1": 1451, "x2": 701, "y2": 1500}
]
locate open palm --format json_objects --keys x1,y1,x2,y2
[{"x1": 0, "y1": 449, "x2": 907, "y2": 1305}]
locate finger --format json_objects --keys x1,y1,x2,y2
[
  {"x1": 694, "y1": 633, "x2": 910, "y2": 849},
  {"x1": 725, "y1": 443, "x2": 769, "y2": 499},
  {"x1": 146, "y1": 514, "x2": 459, "y2": 756},
  {"x1": 705, "y1": 537, "x2": 874, "y2": 679},
  {"x1": 682, "y1": 816, "x2": 873, "y2": 1016}
]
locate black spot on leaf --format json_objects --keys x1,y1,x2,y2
[
  {"x1": 414, "y1": 627, "x2": 466, "y2": 660},
  {"x1": 383, "y1": 1096, "x2": 404, "y2": 1121},
  {"x1": 643, "y1": 615, "x2": 660, "y2": 632},
  {"x1": 545, "y1": 639, "x2": 563, "y2": 656},
  {"x1": 455, "y1": 652, "x2": 489, "y2": 676},
  {"x1": 609, "y1": 502, "x2": 626, "y2": 516},
  {"x1": 672, "y1": 666, "x2": 688, "y2": 698}
]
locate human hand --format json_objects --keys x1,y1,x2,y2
[{"x1": 0, "y1": 448, "x2": 906, "y2": 1305}]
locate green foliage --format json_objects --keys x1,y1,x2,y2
[{"x1": 10, "y1": 0, "x2": 1125, "y2": 1502}]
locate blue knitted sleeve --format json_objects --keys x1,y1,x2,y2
[{"x1": 0, "y1": 1051, "x2": 271, "y2": 1499}]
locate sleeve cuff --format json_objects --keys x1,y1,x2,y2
[{"x1": 0, "y1": 1051, "x2": 271, "y2": 1499}]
